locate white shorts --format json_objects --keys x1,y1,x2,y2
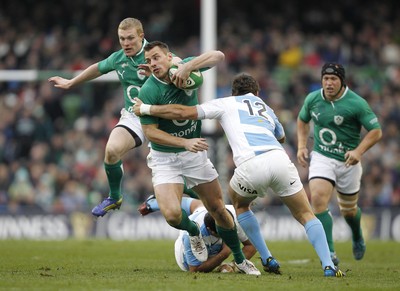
[
  {"x1": 230, "y1": 149, "x2": 303, "y2": 198},
  {"x1": 115, "y1": 108, "x2": 146, "y2": 145},
  {"x1": 147, "y1": 149, "x2": 219, "y2": 188},
  {"x1": 174, "y1": 232, "x2": 188, "y2": 271},
  {"x1": 309, "y1": 151, "x2": 362, "y2": 194}
]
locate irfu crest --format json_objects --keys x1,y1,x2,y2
[{"x1": 334, "y1": 115, "x2": 344, "y2": 125}]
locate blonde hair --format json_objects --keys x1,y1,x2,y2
[{"x1": 118, "y1": 18, "x2": 144, "y2": 34}]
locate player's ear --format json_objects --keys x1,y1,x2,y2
[{"x1": 167, "y1": 52, "x2": 173, "y2": 61}]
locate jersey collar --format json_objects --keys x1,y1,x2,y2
[{"x1": 320, "y1": 86, "x2": 349, "y2": 102}]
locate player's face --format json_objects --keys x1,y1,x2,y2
[
  {"x1": 145, "y1": 47, "x2": 173, "y2": 80},
  {"x1": 118, "y1": 28, "x2": 144, "y2": 57},
  {"x1": 322, "y1": 74, "x2": 344, "y2": 100}
]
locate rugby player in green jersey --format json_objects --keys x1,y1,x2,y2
[
  {"x1": 136, "y1": 41, "x2": 260, "y2": 275},
  {"x1": 297, "y1": 63, "x2": 382, "y2": 265},
  {"x1": 49, "y1": 18, "x2": 197, "y2": 217}
]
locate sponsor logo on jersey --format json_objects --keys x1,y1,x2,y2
[
  {"x1": 238, "y1": 183, "x2": 258, "y2": 194},
  {"x1": 369, "y1": 117, "x2": 379, "y2": 125},
  {"x1": 311, "y1": 111, "x2": 320, "y2": 121},
  {"x1": 117, "y1": 70, "x2": 125, "y2": 79},
  {"x1": 170, "y1": 120, "x2": 198, "y2": 137},
  {"x1": 334, "y1": 115, "x2": 344, "y2": 125}
]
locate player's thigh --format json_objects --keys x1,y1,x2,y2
[
  {"x1": 309, "y1": 178, "x2": 335, "y2": 210},
  {"x1": 281, "y1": 189, "x2": 315, "y2": 225},
  {"x1": 154, "y1": 183, "x2": 184, "y2": 219},
  {"x1": 107, "y1": 126, "x2": 136, "y2": 153},
  {"x1": 180, "y1": 151, "x2": 219, "y2": 188},
  {"x1": 193, "y1": 179, "x2": 225, "y2": 212},
  {"x1": 335, "y1": 162, "x2": 362, "y2": 194},
  {"x1": 147, "y1": 151, "x2": 185, "y2": 187},
  {"x1": 109, "y1": 108, "x2": 146, "y2": 150}
]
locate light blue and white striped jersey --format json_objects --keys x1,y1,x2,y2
[
  {"x1": 181, "y1": 205, "x2": 247, "y2": 268},
  {"x1": 197, "y1": 93, "x2": 285, "y2": 167}
]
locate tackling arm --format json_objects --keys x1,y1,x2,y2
[
  {"x1": 134, "y1": 98, "x2": 199, "y2": 120},
  {"x1": 188, "y1": 243, "x2": 231, "y2": 273},
  {"x1": 241, "y1": 239, "x2": 257, "y2": 260}
]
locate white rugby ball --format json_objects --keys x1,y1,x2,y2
[{"x1": 168, "y1": 65, "x2": 203, "y2": 89}]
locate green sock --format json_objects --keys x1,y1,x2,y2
[
  {"x1": 183, "y1": 183, "x2": 199, "y2": 199},
  {"x1": 344, "y1": 207, "x2": 363, "y2": 241},
  {"x1": 175, "y1": 209, "x2": 199, "y2": 236},
  {"x1": 104, "y1": 160, "x2": 123, "y2": 200},
  {"x1": 316, "y1": 209, "x2": 335, "y2": 253},
  {"x1": 216, "y1": 225, "x2": 245, "y2": 264}
]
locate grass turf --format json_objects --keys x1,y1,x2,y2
[{"x1": 0, "y1": 240, "x2": 399, "y2": 291}]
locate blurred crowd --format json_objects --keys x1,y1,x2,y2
[{"x1": 0, "y1": 0, "x2": 399, "y2": 215}]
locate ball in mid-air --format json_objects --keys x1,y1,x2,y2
[{"x1": 168, "y1": 65, "x2": 203, "y2": 89}]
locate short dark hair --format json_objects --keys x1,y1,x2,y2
[
  {"x1": 231, "y1": 73, "x2": 260, "y2": 96},
  {"x1": 204, "y1": 209, "x2": 234, "y2": 234},
  {"x1": 321, "y1": 63, "x2": 346, "y2": 84},
  {"x1": 144, "y1": 41, "x2": 169, "y2": 52}
]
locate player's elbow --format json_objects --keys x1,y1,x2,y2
[
  {"x1": 215, "y1": 50, "x2": 225, "y2": 62},
  {"x1": 375, "y1": 128, "x2": 383, "y2": 141}
]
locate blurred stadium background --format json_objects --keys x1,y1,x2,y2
[{"x1": 0, "y1": 0, "x2": 399, "y2": 241}]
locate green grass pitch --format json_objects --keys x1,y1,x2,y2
[{"x1": 0, "y1": 240, "x2": 399, "y2": 290}]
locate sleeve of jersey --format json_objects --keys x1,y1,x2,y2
[
  {"x1": 197, "y1": 99, "x2": 224, "y2": 120},
  {"x1": 298, "y1": 94, "x2": 312, "y2": 122},
  {"x1": 97, "y1": 53, "x2": 117, "y2": 74},
  {"x1": 273, "y1": 116, "x2": 285, "y2": 140},
  {"x1": 358, "y1": 99, "x2": 381, "y2": 130}
]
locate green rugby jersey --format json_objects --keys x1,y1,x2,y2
[
  {"x1": 298, "y1": 87, "x2": 381, "y2": 161},
  {"x1": 139, "y1": 58, "x2": 207, "y2": 153},
  {"x1": 97, "y1": 39, "x2": 149, "y2": 113},
  {"x1": 139, "y1": 76, "x2": 202, "y2": 153}
]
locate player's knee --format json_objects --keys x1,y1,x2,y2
[
  {"x1": 338, "y1": 203, "x2": 358, "y2": 217},
  {"x1": 105, "y1": 143, "x2": 123, "y2": 162},
  {"x1": 163, "y1": 209, "x2": 182, "y2": 226}
]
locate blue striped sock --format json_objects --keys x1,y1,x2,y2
[
  {"x1": 305, "y1": 218, "x2": 335, "y2": 269},
  {"x1": 237, "y1": 210, "x2": 271, "y2": 264}
]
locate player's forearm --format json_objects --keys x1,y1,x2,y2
[
  {"x1": 184, "y1": 50, "x2": 225, "y2": 71},
  {"x1": 143, "y1": 126, "x2": 187, "y2": 148},
  {"x1": 150, "y1": 104, "x2": 198, "y2": 120},
  {"x1": 297, "y1": 118, "x2": 310, "y2": 149},
  {"x1": 242, "y1": 242, "x2": 257, "y2": 260},
  {"x1": 356, "y1": 128, "x2": 382, "y2": 155},
  {"x1": 70, "y1": 63, "x2": 103, "y2": 86},
  {"x1": 190, "y1": 250, "x2": 230, "y2": 273}
]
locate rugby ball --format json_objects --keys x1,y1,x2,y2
[{"x1": 168, "y1": 65, "x2": 203, "y2": 89}]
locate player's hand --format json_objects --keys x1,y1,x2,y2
[
  {"x1": 344, "y1": 149, "x2": 361, "y2": 167},
  {"x1": 48, "y1": 76, "x2": 72, "y2": 89},
  {"x1": 170, "y1": 63, "x2": 191, "y2": 89},
  {"x1": 184, "y1": 138, "x2": 208, "y2": 153},
  {"x1": 133, "y1": 98, "x2": 143, "y2": 116},
  {"x1": 138, "y1": 64, "x2": 151, "y2": 77},
  {"x1": 297, "y1": 147, "x2": 309, "y2": 168}
]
